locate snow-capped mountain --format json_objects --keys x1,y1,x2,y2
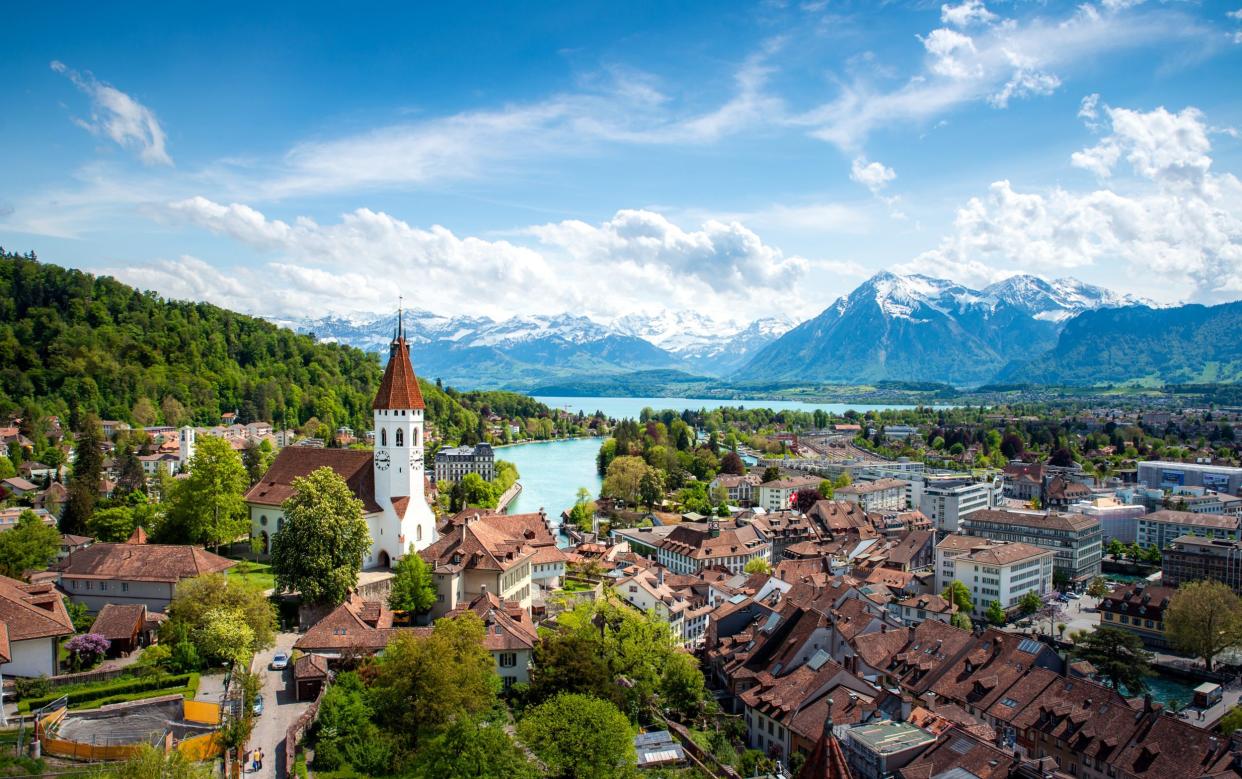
[
  {"x1": 284, "y1": 309, "x2": 793, "y2": 389},
  {"x1": 737, "y1": 272, "x2": 1151, "y2": 386}
]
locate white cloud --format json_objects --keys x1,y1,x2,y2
[
  {"x1": 921, "y1": 29, "x2": 980, "y2": 79},
  {"x1": 850, "y1": 157, "x2": 897, "y2": 194},
  {"x1": 258, "y1": 41, "x2": 786, "y2": 199},
  {"x1": 941, "y1": 0, "x2": 998, "y2": 28},
  {"x1": 902, "y1": 104, "x2": 1242, "y2": 303},
  {"x1": 141, "y1": 198, "x2": 820, "y2": 321},
  {"x1": 50, "y1": 61, "x2": 171, "y2": 166},
  {"x1": 800, "y1": 3, "x2": 1206, "y2": 151}
]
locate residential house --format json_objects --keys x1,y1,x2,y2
[
  {"x1": 1097, "y1": 583, "x2": 1174, "y2": 649},
  {"x1": 419, "y1": 511, "x2": 548, "y2": 618},
  {"x1": 615, "y1": 564, "x2": 711, "y2": 646},
  {"x1": 294, "y1": 594, "x2": 405, "y2": 660},
  {"x1": 52, "y1": 536, "x2": 234, "y2": 613},
  {"x1": 655, "y1": 521, "x2": 770, "y2": 575},
  {"x1": 0, "y1": 576, "x2": 75, "y2": 677},
  {"x1": 448, "y1": 591, "x2": 538, "y2": 689},
  {"x1": 888, "y1": 594, "x2": 955, "y2": 626},
  {"x1": 1, "y1": 476, "x2": 39, "y2": 498}
]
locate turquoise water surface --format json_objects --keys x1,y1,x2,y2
[
  {"x1": 500, "y1": 437, "x2": 603, "y2": 521},
  {"x1": 534, "y1": 396, "x2": 925, "y2": 419}
]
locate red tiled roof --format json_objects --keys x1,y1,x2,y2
[
  {"x1": 294, "y1": 653, "x2": 329, "y2": 680},
  {"x1": 372, "y1": 337, "x2": 425, "y2": 410},
  {"x1": 89, "y1": 603, "x2": 146, "y2": 641},
  {"x1": 244, "y1": 447, "x2": 380, "y2": 513},
  {"x1": 53, "y1": 543, "x2": 234, "y2": 584},
  {"x1": 0, "y1": 575, "x2": 74, "y2": 642}
]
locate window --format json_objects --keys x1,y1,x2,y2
[
  {"x1": 259, "y1": 515, "x2": 267, "y2": 526},
  {"x1": 122, "y1": 582, "x2": 129, "y2": 592},
  {"x1": 500, "y1": 652, "x2": 517, "y2": 667},
  {"x1": 100, "y1": 582, "x2": 108, "y2": 591},
  {"x1": 396, "y1": 429, "x2": 404, "y2": 446},
  {"x1": 503, "y1": 676, "x2": 516, "y2": 690},
  {"x1": 381, "y1": 428, "x2": 387, "y2": 446}
]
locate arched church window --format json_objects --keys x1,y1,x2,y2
[
  {"x1": 396, "y1": 429, "x2": 404, "y2": 446},
  {"x1": 381, "y1": 428, "x2": 387, "y2": 446}
]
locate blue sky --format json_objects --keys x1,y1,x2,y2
[{"x1": 2, "y1": 1, "x2": 1241, "y2": 325}]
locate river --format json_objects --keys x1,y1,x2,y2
[
  {"x1": 500, "y1": 437, "x2": 604, "y2": 524},
  {"x1": 534, "y1": 395, "x2": 923, "y2": 419}
]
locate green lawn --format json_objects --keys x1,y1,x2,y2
[{"x1": 227, "y1": 560, "x2": 276, "y2": 591}]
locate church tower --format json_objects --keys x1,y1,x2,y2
[{"x1": 371, "y1": 308, "x2": 436, "y2": 563}]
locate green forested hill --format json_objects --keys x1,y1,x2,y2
[{"x1": 0, "y1": 249, "x2": 529, "y2": 439}]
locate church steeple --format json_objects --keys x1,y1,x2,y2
[{"x1": 374, "y1": 306, "x2": 424, "y2": 410}]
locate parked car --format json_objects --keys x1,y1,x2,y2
[
  {"x1": 252, "y1": 694, "x2": 264, "y2": 717},
  {"x1": 1066, "y1": 592, "x2": 1082, "y2": 600},
  {"x1": 271, "y1": 651, "x2": 289, "y2": 670}
]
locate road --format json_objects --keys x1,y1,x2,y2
[{"x1": 245, "y1": 633, "x2": 311, "y2": 779}]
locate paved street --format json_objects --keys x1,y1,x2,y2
[{"x1": 245, "y1": 633, "x2": 310, "y2": 779}]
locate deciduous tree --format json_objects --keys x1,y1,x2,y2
[
  {"x1": 0, "y1": 509, "x2": 62, "y2": 578},
  {"x1": 1165, "y1": 580, "x2": 1242, "y2": 672},
  {"x1": 162, "y1": 436, "x2": 248, "y2": 552},
  {"x1": 517, "y1": 693, "x2": 636, "y2": 779},
  {"x1": 719, "y1": 451, "x2": 745, "y2": 475},
  {"x1": 388, "y1": 553, "x2": 436, "y2": 616},
  {"x1": 270, "y1": 467, "x2": 370, "y2": 606},
  {"x1": 412, "y1": 717, "x2": 537, "y2": 779},
  {"x1": 942, "y1": 580, "x2": 973, "y2": 615},
  {"x1": 602, "y1": 456, "x2": 648, "y2": 504}
]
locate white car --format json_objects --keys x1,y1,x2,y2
[
  {"x1": 1066, "y1": 592, "x2": 1082, "y2": 600},
  {"x1": 270, "y1": 651, "x2": 290, "y2": 670}
]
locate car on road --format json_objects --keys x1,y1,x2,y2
[
  {"x1": 271, "y1": 651, "x2": 289, "y2": 670},
  {"x1": 252, "y1": 694, "x2": 264, "y2": 717},
  {"x1": 1066, "y1": 592, "x2": 1081, "y2": 599}
]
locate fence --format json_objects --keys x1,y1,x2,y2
[{"x1": 284, "y1": 680, "x2": 328, "y2": 777}]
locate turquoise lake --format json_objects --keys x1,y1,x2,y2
[{"x1": 533, "y1": 395, "x2": 923, "y2": 419}]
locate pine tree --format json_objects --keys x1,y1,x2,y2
[{"x1": 60, "y1": 414, "x2": 103, "y2": 535}]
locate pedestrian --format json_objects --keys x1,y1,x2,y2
[{"x1": 258, "y1": 749, "x2": 265, "y2": 770}]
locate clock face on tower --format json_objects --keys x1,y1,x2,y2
[
  {"x1": 375, "y1": 450, "x2": 391, "y2": 471},
  {"x1": 409, "y1": 448, "x2": 420, "y2": 468}
]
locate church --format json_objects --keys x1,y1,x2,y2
[{"x1": 244, "y1": 316, "x2": 438, "y2": 568}]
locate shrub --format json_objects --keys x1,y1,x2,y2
[
  {"x1": 19, "y1": 672, "x2": 196, "y2": 712},
  {"x1": 13, "y1": 675, "x2": 50, "y2": 700}
]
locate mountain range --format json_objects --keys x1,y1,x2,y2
[
  {"x1": 282, "y1": 273, "x2": 1242, "y2": 391},
  {"x1": 278, "y1": 310, "x2": 795, "y2": 389}
]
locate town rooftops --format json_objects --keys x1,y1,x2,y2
[
  {"x1": 0, "y1": 575, "x2": 75, "y2": 646},
  {"x1": 965, "y1": 509, "x2": 1099, "y2": 533},
  {"x1": 244, "y1": 447, "x2": 380, "y2": 513},
  {"x1": 295, "y1": 594, "x2": 407, "y2": 653},
  {"x1": 847, "y1": 720, "x2": 937, "y2": 755},
  {"x1": 760, "y1": 476, "x2": 824, "y2": 490},
  {"x1": 420, "y1": 512, "x2": 544, "y2": 574},
  {"x1": 961, "y1": 542, "x2": 1051, "y2": 566},
  {"x1": 1098, "y1": 583, "x2": 1176, "y2": 619},
  {"x1": 89, "y1": 603, "x2": 147, "y2": 641},
  {"x1": 52, "y1": 542, "x2": 235, "y2": 583},
  {"x1": 659, "y1": 523, "x2": 767, "y2": 561},
  {"x1": 934, "y1": 534, "x2": 992, "y2": 553}
]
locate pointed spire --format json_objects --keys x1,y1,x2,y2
[{"x1": 398, "y1": 295, "x2": 404, "y2": 342}]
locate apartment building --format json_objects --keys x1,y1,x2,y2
[
  {"x1": 433, "y1": 442, "x2": 496, "y2": 482},
  {"x1": 918, "y1": 479, "x2": 994, "y2": 532},
  {"x1": 1136, "y1": 509, "x2": 1242, "y2": 550},
  {"x1": 756, "y1": 476, "x2": 824, "y2": 512},
  {"x1": 947, "y1": 542, "x2": 1055, "y2": 618},
  {"x1": 961, "y1": 509, "x2": 1102, "y2": 585},
  {"x1": 834, "y1": 478, "x2": 907, "y2": 512},
  {"x1": 1162, "y1": 535, "x2": 1242, "y2": 593}
]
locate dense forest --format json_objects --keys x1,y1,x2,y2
[{"x1": 0, "y1": 250, "x2": 552, "y2": 443}]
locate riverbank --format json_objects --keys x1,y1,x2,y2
[{"x1": 499, "y1": 438, "x2": 604, "y2": 537}]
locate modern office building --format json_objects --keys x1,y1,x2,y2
[
  {"x1": 1162, "y1": 535, "x2": 1242, "y2": 593},
  {"x1": 918, "y1": 479, "x2": 995, "y2": 532},
  {"x1": 961, "y1": 508, "x2": 1102, "y2": 585},
  {"x1": 1137, "y1": 461, "x2": 1242, "y2": 496}
]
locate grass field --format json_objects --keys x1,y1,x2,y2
[{"x1": 227, "y1": 560, "x2": 276, "y2": 591}]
